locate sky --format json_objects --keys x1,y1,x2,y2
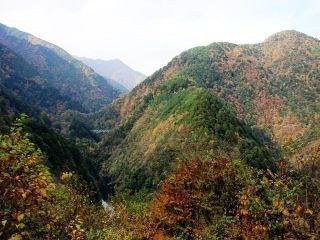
[{"x1": 0, "y1": 0, "x2": 319, "y2": 75}]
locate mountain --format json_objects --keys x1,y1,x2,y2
[
  {"x1": 0, "y1": 35, "x2": 104, "y2": 198},
  {"x1": 0, "y1": 23, "x2": 120, "y2": 112},
  {"x1": 102, "y1": 88, "x2": 277, "y2": 192},
  {"x1": 0, "y1": 42, "x2": 85, "y2": 117},
  {"x1": 94, "y1": 30, "x2": 320, "y2": 192},
  {"x1": 117, "y1": 30, "x2": 320, "y2": 144},
  {"x1": 76, "y1": 30, "x2": 320, "y2": 239},
  {"x1": 79, "y1": 57, "x2": 146, "y2": 90}
]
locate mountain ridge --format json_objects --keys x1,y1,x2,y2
[
  {"x1": 0, "y1": 42, "x2": 85, "y2": 116},
  {"x1": 114, "y1": 30, "x2": 319, "y2": 131},
  {"x1": 94, "y1": 30, "x2": 320, "y2": 194},
  {"x1": 0, "y1": 22, "x2": 120, "y2": 112}
]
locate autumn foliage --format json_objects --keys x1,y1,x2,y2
[
  {"x1": 150, "y1": 157, "x2": 244, "y2": 238},
  {"x1": 0, "y1": 115, "x2": 53, "y2": 239},
  {"x1": 133, "y1": 157, "x2": 320, "y2": 239},
  {"x1": 0, "y1": 116, "x2": 113, "y2": 239}
]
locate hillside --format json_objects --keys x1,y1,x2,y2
[
  {"x1": 0, "y1": 43, "x2": 85, "y2": 117},
  {"x1": 76, "y1": 30, "x2": 320, "y2": 239},
  {"x1": 89, "y1": 30, "x2": 320, "y2": 194},
  {"x1": 0, "y1": 43, "x2": 103, "y2": 199},
  {"x1": 105, "y1": 30, "x2": 320, "y2": 160},
  {"x1": 79, "y1": 57, "x2": 146, "y2": 91},
  {"x1": 102, "y1": 87, "x2": 277, "y2": 192},
  {"x1": 0, "y1": 23, "x2": 119, "y2": 112}
]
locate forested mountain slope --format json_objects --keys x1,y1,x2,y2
[
  {"x1": 0, "y1": 23, "x2": 119, "y2": 111},
  {"x1": 98, "y1": 30, "x2": 319, "y2": 165},
  {"x1": 93, "y1": 31, "x2": 320, "y2": 192},
  {"x1": 0, "y1": 43, "x2": 84, "y2": 117},
  {"x1": 0, "y1": 43, "x2": 102, "y2": 197},
  {"x1": 101, "y1": 87, "x2": 277, "y2": 192}
]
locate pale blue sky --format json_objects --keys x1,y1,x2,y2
[{"x1": 0, "y1": 0, "x2": 319, "y2": 74}]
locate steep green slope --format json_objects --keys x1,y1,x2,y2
[
  {"x1": 0, "y1": 23, "x2": 119, "y2": 111},
  {"x1": 94, "y1": 31, "x2": 320, "y2": 193},
  {"x1": 100, "y1": 87, "x2": 277, "y2": 192},
  {"x1": 23, "y1": 119, "x2": 101, "y2": 192},
  {"x1": 112, "y1": 30, "x2": 320, "y2": 156}
]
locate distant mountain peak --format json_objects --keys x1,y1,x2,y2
[
  {"x1": 107, "y1": 58, "x2": 123, "y2": 63},
  {"x1": 78, "y1": 57, "x2": 146, "y2": 91}
]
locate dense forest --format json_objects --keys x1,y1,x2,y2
[{"x1": 0, "y1": 22, "x2": 320, "y2": 239}]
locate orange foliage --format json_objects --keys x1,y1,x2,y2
[{"x1": 149, "y1": 157, "x2": 243, "y2": 238}]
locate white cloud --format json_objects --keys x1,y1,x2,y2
[{"x1": 0, "y1": 0, "x2": 318, "y2": 74}]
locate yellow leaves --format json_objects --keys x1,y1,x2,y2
[
  {"x1": 273, "y1": 110, "x2": 306, "y2": 145},
  {"x1": 298, "y1": 218, "x2": 306, "y2": 228},
  {"x1": 282, "y1": 208, "x2": 290, "y2": 216},
  {"x1": 272, "y1": 199, "x2": 290, "y2": 216},
  {"x1": 150, "y1": 114, "x2": 182, "y2": 138},
  {"x1": 9, "y1": 234, "x2": 22, "y2": 240},
  {"x1": 39, "y1": 174, "x2": 47, "y2": 181},
  {"x1": 239, "y1": 208, "x2": 249, "y2": 216},
  {"x1": 272, "y1": 199, "x2": 280, "y2": 207},
  {"x1": 60, "y1": 171, "x2": 73, "y2": 180},
  {"x1": 16, "y1": 223, "x2": 25, "y2": 229},
  {"x1": 253, "y1": 224, "x2": 268, "y2": 233},
  {"x1": 26, "y1": 154, "x2": 39, "y2": 165},
  {"x1": 67, "y1": 215, "x2": 86, "y2": 240},
  {"x1": 305, "y1": 208, "x2": 314, "y2": 216},
  {"x1": 38, "y1": 188, "x2": 47, "y2": 198},
  {"x1": 144, "y1": 143, "x2": 156, "y2": 159},
  {"x1": 17, "y1": 213, "x2": 24, "y2": 222},
  {"x1": 102, "y1": 227, "x2": 135, "y2": 240},
  {"x1": 240, "y1": 194, "x2": 249, "y2": 205},
  {"x1": 46, "y1": 223, "x2": 52, "y2": 230},
  {"x1": 48, "y1": 182, "x2": 56, "y2": 190}
]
